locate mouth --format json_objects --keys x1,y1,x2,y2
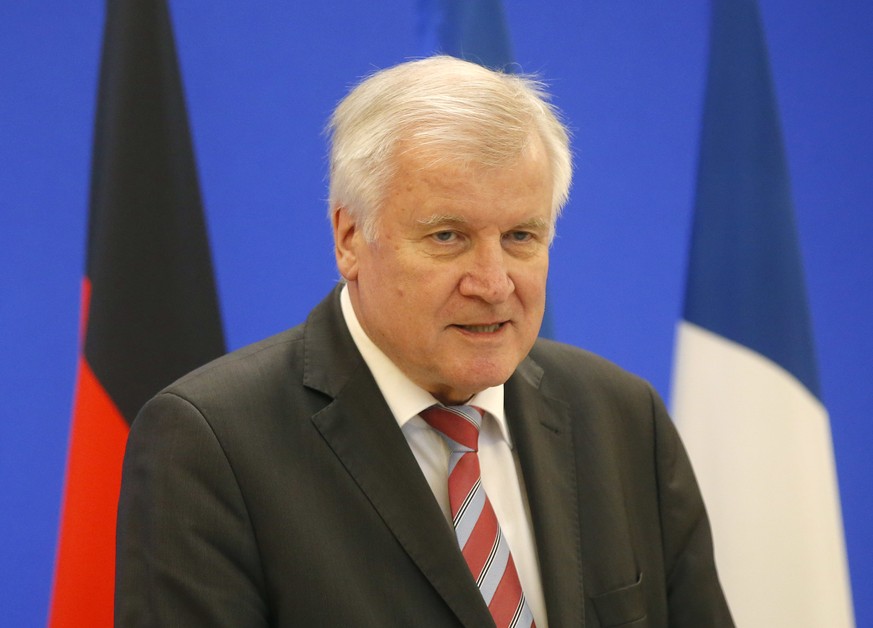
[{"x1": 455, "y1": 322, "x2": 506, "y2": 334}]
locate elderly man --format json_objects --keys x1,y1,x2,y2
[{"x1": 116, "y1": 56, "x2": 733, "y2": 627}]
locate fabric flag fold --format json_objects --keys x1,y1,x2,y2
[
  {"x1": 49, "y1": 0, "x2": 225, "y2": 625},
  {"x1": 417, "y1": 0, "x2": 515, "y2": 71},
  {"x1": 671, "y1": 0, "x2": 854, "y2": 625}
]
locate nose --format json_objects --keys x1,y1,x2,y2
[{"x1": 458, "y1": 242, "x2": 514, "y2": 304}]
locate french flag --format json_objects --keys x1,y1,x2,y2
[{"x1": 671, "y1": 0, "x2": 854, "y2": 625}]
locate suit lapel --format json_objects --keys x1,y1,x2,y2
[
  {"x1": 302, "y1": 288, "x2": 495, "y2": 628},
  {"x1": 506, "y1": 359, "x2": 586, "y2": 628}
]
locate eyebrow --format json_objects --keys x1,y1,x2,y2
[
  {"x1": 414, "y1": 214, "x2": 468, "y2": 228},
  {"x1": 414, "y1": 214, "x2": 551, "y2": 232},
  {"x1": 513, "y1": 217, "x2": 551, "y2": 232}
]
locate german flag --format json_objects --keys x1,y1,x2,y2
[{"x1": 49, "y1": 1, "x2": 225, "y2": 625}]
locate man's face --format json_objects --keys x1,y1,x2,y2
[{"x1": 334, "y1": 139, "x2": 553, "y2": 405}]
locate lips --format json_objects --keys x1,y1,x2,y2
[{"x1": 457, "y1": 323, "x2": 504, "y2": 333}]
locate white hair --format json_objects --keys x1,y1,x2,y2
[{"x1": 326, "y1": 55, "x2": 573, "y2": 241}]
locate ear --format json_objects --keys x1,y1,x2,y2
[{"x1": 332, "y1": 205, "x2": 361, "y2": 281}]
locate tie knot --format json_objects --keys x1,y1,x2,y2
[{"x1": 419, "y1": 405, "x2": 483, "y2": 452}]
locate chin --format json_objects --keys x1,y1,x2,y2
[{"x1": 453, "y1": 366, "x2": 515, "y2": 395}]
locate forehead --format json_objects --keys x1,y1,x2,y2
[
  {"x1": 391, "y1": 139, "x2": 552, "y2": 203},
  {"x1": 379, "y1": 146, "x2": 555, "y2": 237}
]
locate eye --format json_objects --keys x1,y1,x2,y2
[
  {"x1": 432, "y1": 230, "x2": 458, "y2": 243},
  {"x1": 505, "y1": 230, "x2": 534, "y2": 243}
]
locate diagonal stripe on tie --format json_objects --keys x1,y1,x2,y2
[
  {"x1": 490, "y1": 554, "x2": 533, "y2": 627},
  {"x1": 477, "y1": 527, "x2": 510, "y2": 602},
  {"x1": 454, "y1": 478, "x2": 487, "y2": 549},
  {"x1": 463, "y1": 495, "x2": 499, "y2": 581},
  {"x1": 420, "y1": 405, "x2": 536, "y2": 628}
]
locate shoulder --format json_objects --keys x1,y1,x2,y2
[
  {"x1": 166, "y1": 324, "x2": 306, "y2": 404},
  {"x1": 527, "y1": 336, "x2": 656, "y2": 404},
  {"x1": 128, "y1": 322, "x2": 320, "y2": 446},
  {"x1": 127, "y1": 320, "x2": 331, "y2": 479},
  {"x1": 130, "y1": 285, "x2": 353, "y2": 435},
  {"x1": 520, "y1": 337, "x2": 669, "y2": 446}
]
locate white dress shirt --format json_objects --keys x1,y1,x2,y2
[{"x1": 340, "y1": 285, "x2": 548, "y2": 626}]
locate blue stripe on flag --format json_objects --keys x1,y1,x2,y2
[
  {"x1": 684, "y1": 0, "x2": 820, "y2": 397},
  {"x1": 417, "y1": 0, "x2": 514, "y2": 71}
]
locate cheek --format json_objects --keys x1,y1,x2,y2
[
  {"x1": 513, "y1": 263, "x2": 549, "y2": 301},
  {"x1": 374, "y1": 244, "x2": 431, "y2": 285}
]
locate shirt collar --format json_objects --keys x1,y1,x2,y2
[{"x1": 339, "y1": 284, "x2": 512, "y2": 446}]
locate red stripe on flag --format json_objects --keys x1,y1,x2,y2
[
  {"x1": 77, "y1": 277, "x2": 91, "y2": 344},
  {"x1": 49, "y1": 352, "x2": 129, "y2": 627}
]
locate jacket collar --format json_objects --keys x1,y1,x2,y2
[
  {"x1": 506, "y1": 357, "x2": 586, "y2": 627},
  {"x1": 302, "y1": 286, "x2": 586, "y2": 627},
  {"x1": 302, "y1": 286, "x2": 496, "y2": 626}
]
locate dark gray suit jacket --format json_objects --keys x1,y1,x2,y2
[{"x1": 115, "y1": 286, "x2": 733, "y2": 627}]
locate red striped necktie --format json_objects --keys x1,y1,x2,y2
[{"x1": 420, "y1": 405, "x2": 535, "y2": 628}]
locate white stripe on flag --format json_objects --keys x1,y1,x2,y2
[{"x1": 672, "y1": 321, "x2": 853, "y2": 627}]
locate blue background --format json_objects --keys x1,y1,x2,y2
[{"x1": 1, "y1": 1, "x2": 871, "y2": 625}]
